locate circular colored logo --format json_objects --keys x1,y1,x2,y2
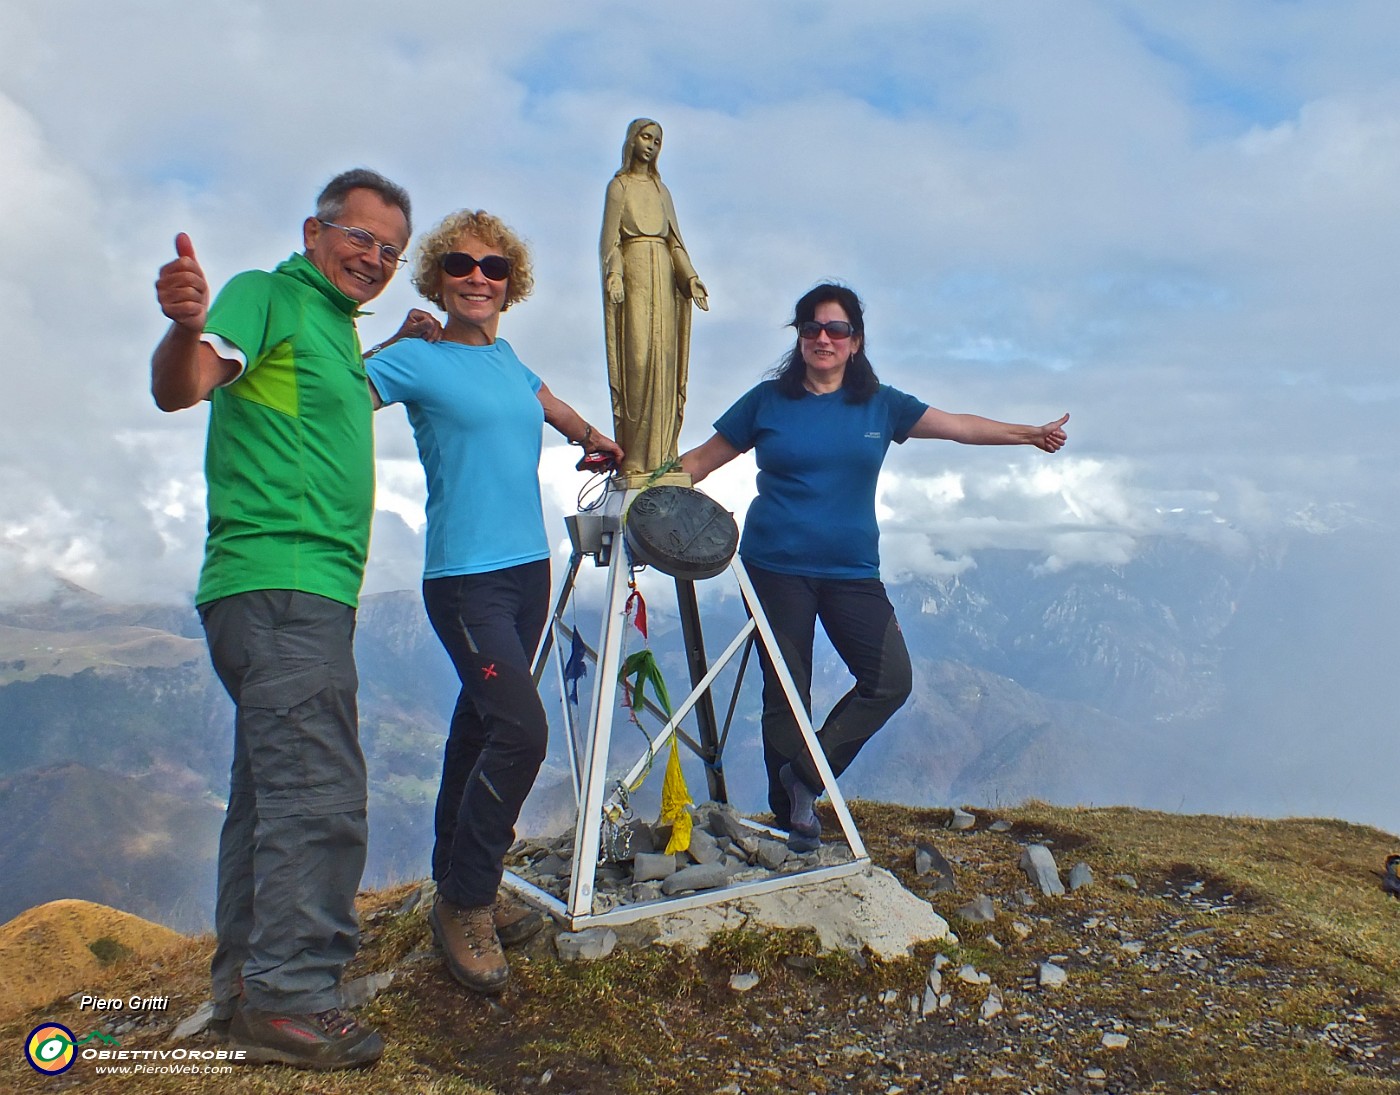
[{"x1": 25, "y1": 1023, "x2": 76, "y2": 1074}]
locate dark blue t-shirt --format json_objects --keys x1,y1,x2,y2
[{"x1": 715, "y1": 380, "x2": 927, "y2": 578}]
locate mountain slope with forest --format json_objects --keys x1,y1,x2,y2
[{"x1": 0, "y1": 527, "x2": 1392, "y2": 933}]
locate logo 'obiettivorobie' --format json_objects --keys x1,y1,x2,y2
[
  {"x1": 25, "y1": 1023, "x2": 77, "y2": 1075},
  {"x1": 23, "y1": 1023, "x2": 120, "y2": 1075}
]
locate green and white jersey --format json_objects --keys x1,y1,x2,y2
[{"x1": 196, "y1": 252, "x2": 374, "y2": 608}]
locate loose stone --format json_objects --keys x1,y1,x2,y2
[
  {"x1": 958, "y1": 964, "x2": 991, "y2": 985},
  {"x1": 956, "y1": 894, "x2": 997, "y2": 923},
  {"x1": 632, "y1": 852, "x2": 676, "y2": 882},
  {"x1": 341, "y1": 972, "x2": 394, "y2": 1009},
  {"x1": 687, "y1": 828, "x2": 723, "y2": 865},
  {"x1": 173, "y1": 1002, "x2": 215, "y2": 1040},
  {"x1": 913, "y1": 841, "x2": 957, "y2": 893},
  {"x1": 1038, "y1": 961, "x2": 1068, "y2": 988},
  {"x1": 703, "y1": 803, "x2": 750, "y2": 843},
  {"x1": 535, "y1": 852, "x2": 569, "y2": 879},
  {"x1": 556, "y1": 928, "x2": 618, "y2": 962},
  {"x1": 1019, "y1": 844, "x2": 1065, "y2": 897},
  {"x1": 631, "y1": 881, "x2": 664, "y2": 902},
  {"x1": 948, "y1": 807, "x2": 977, "y2": 830},
  {"x1": 625, "y1": 819, "x2": 656, "y2": 855},
  {"x1": 661, "y1": 862, "x2": 730, "y2": 895}
]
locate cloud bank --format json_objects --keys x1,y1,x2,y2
[{"x1": 0, "y1": 2, "x2": 1394, "y2": 609}]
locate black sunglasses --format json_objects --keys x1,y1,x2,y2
[
  {"x1": 798, "y1": 320, "x2": 856, "y2": 341},
  {"x1": 442, "y1": 252, "x2": 511, "y2": 281}
]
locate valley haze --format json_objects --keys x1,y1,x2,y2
[{"x1": 0, "y1": 521, "x2": 1392, "y2": 935}]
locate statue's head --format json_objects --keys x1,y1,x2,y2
[{"x1": 618, "y1": 118, "x2": 663, "y2": 177}]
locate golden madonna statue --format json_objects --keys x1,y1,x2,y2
[{"x1": 601, "y1": 118, "x2": 708, "y2": 488}]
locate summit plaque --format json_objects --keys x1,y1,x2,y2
[{"x1": 623, "y1": 486, "x2": 737, "y2": 581}]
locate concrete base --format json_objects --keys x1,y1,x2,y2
[{"x1": 621, "y1": 867, "x2": 951, "y2": 959}]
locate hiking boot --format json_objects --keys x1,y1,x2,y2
[
  {"x1": 493, "y1": 892, "x2": 545, "y2": 947},
  {"x1": 430, "y1": 895, "x2": 510, "y2": 994},
  {"x1": 229, "y1": 1006, "x2": 383, "y2": 1069},
  {"x1": 779, "y1": 763, "x2": 822, "y2": 851}
]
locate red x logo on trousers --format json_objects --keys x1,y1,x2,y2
[{"x1": 481, "y1": 664, "x2": 498, "y2": 681}]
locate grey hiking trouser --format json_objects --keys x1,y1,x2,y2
[{"x1": 200, "y1": 589, "x2": 368, "y2": 1016}]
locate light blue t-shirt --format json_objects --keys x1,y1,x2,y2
[
  {"x1": 367, "y1": 337, "x2": 549, "y2": 578},
  {"x1": 715, "y1": 380, "x2": 927, "y2": 579}
]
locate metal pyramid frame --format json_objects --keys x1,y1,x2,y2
[{"x1": 503, "y1": 486, "x2": 869, "y2": 930}]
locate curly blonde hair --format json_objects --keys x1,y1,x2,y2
[{"x1": 411, "y1": 209, "x2": 534, "y2": 312}]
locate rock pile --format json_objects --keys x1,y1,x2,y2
[{"x1": 506, "y1": 800, "x2": 857, "y2": 914}]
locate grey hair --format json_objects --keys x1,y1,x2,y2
[{"x1": 315, "y1": 168, "x2": 412, "y2": 234}]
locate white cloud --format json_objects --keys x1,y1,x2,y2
[{"x1": 0, "y1": 1, "x2": 1395, "y2": 610}]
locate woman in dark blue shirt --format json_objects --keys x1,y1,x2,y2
[{"x1": 681, "y1": 283, "x2": 1068, "y2": 850}]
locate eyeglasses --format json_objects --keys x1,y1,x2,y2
[
  {"x1": 318, "y1": 221, "x2": 407, "y2": 267},
  {"x1": 798, "y1": 320, "x2": 855, "y2": 341},
  {"x1": 441, "y1": 252, "x2": 511, "y2": 282}
]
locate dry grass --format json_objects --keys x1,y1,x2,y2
[
  {"x1": 0, "y1": 900, "x2": 186, "y2": 1021},
  {"x1": 3, "y1": 802, "x2": 1400, "y2": 1093}
]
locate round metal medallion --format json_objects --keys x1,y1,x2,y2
[{"x1": 623, "y1": 486, "x2": 739, "y2": 580}]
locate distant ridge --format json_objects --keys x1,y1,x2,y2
[{"x1": 0, "y1": 763, "x2": 221, "y2": 932}]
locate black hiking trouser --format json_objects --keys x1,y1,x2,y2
[
  {"x1": 423, "y1": 560, "x2": 550, "y2": 908},
  {"x1": 745, "y1": 561, "x2": 913, "y2": 820}
]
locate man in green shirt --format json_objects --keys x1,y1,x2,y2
[{"x1": 152, "y1": 169, "x2": 412, "y2": 1070}]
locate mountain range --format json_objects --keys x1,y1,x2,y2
[{"x1": 0, "y1": 524, "x2": 1393, "y2": 932}]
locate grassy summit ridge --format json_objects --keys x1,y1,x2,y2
[{"x1": 2, "y1": 801, "x2": 1398, "y2": 1094}]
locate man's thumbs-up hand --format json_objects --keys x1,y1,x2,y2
[{"x1": 155, "y1": 232, "x2": 209, "y2": 330}]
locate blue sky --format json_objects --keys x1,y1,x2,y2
[{"x1": 0, "y1": 0, "x2": 1395, "y2": 606}]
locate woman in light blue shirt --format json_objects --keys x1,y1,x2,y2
[{"x1": 368, "y1": 209, "x2": 621, "y2": 994}]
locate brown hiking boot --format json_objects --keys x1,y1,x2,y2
[
  {"x1": 230, "y1": 1006, "x2": 383, "y2": 1069},
  {"x1": 493, "y1": 892, "x2": 545, "y2": 947},
  {"x1": 430, "y1": 895, "x2": 510, "y2": 994}
]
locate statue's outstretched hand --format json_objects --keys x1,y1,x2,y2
[{"x1": 690, "y1": 277, "x2": 709, "y2": 311}]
